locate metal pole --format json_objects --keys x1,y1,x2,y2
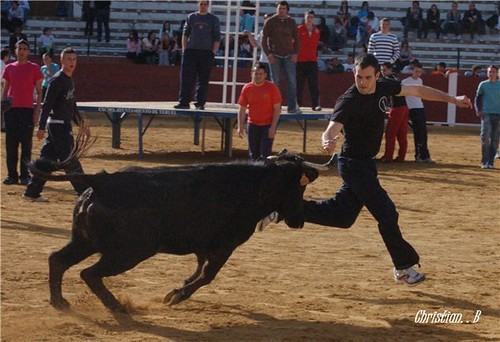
[{"x1": 456, "y1": 47, "x2": 460, "y2": 70}]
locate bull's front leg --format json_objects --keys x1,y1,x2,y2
[{"x1": 163, "y1": 249, "x2": 233, "y2": 306}]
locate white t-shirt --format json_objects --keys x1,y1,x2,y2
[{"x1": 401, "y1": 76, "x2": 424, "y2": 109}]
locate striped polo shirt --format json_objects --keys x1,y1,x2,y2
[{"x1": 367, "y1": 31, "x2": 400, "y2": 64}]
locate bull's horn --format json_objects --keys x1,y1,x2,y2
[{"x1": 302, "y1": 154, "x2": 338, "y2": 171}]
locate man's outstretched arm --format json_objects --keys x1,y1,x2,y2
[{"x1": 398, "y1": 84, "x2": 472, "y2": 108}]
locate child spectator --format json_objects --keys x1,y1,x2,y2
[
  {"x1": 402, "y1": 60, "x2": 435, "y2": 163},
  {"x1": 38, "y1": 27, "x2": 56, "y2": 58},
  {"x1": 342, "y1": 53, "x2": 355, "y2": 72},
  {"x1": 40, "y1": 53, "x2": 60, "y2": 100}
]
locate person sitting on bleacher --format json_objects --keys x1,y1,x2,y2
[
  {"x1": 442, "y1": 1, "x2": 462, "y2": 40},
  {"x1": 126, "y1": 29, "x2": 144, "y2": 64},
  {"x1": 336, "y1": 1, "x2": 352, "y2": 36},
  {"x1": 403, "y1": 1, "x2": 425, "y2": 39},
  {"x1": 424, "y1": 3, "x2": 442, "y2": 39},
  {"x1": 330, "y1": 18, "x2": 347, "y2": 51},
  {"x1": 141, "y1": 30, "x2": 160, "y2": 65},
  {"x1": 38, "y1": 28, "x2": 56, "y2": 58},
  {"x1": 464, "y1": 64, "x2": 486, "y2": 77},
  {"x1": 462, "y1": 1, "x2": 486, "y2": 41},
  {"x1": 8, "y1": 26, "x2": 27, "y2": 59},
  {"x1": 6, "y1": 1, "x2": 24, "y2": 32}
]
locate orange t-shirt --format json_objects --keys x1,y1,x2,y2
[{"x1": 238, "y1": 80, "x2": 282, "y2": 126}]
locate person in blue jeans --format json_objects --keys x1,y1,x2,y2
[
  {"x1": 475, "y1": 65, "x2": 500, "y2": 169},
  {"x1": 174, "y1": 0, "x2": 221, "y2": 110},
  {"x1": 261, "y1": 54, "x2": 472, "y2": 286},
  {"x1": 262, "y1": 1, "x2": 301, "y2": 114}
]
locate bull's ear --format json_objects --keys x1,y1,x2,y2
[{"x1": 300, "y1": 174, "x2": 310, "y2": 186}]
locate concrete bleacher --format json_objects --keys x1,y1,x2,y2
[{"x1": 1, "y1": 1, "x2": 498, "y2": 70}]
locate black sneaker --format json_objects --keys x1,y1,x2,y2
[
  {"x1": 194, "y1": 103, "x2": 205, "y2": 110},
  {"x1": 2, "y1": 177, "x2": 18, "y2": 185},
  {"x1": 19, "y1": 177, "x2": 30, "y2": 185},
  {"x1": 174, "y1": 103, "x2": 190, "y2": 109}
]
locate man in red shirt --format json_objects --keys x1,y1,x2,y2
[
  {"x1": 237, "y1": 62, "x2": 282, "y2": 160},
  {"x1": 297, "y1": 10, "x2": 321, "y2": 111},
  {"x1": 1, "y1": 40, "x2": 43, "y2": 185}
]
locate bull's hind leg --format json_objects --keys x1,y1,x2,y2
[
  {"x1": 49, "y1": 240, "x2": 97, "y2": 310},
  {"x1": 164, "y1": 249, "x2": 233, "y2": 306},
  {"x1": 80, "y1": 253, "x2": 153, "y2": 312},
  {"x1": 183, "y1": 253, "x2": 207, "y2": 285}
]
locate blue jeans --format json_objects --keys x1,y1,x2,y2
[
  {"x1": 247, "y1": 123, "x2": 274, "y2": 161},
  {"x1": 480, "y1": 113, "x2": 500, "y2": 165},
  {"x1": 269, "y1": 55, "x2": 297, "y2": 112},
  {"x1": 303, "y1": 157, "x2": 420, "y2": 270}
]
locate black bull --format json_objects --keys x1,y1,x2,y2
[{"x1": 29, "y1": 153, "x2": 332, "y2": 312}]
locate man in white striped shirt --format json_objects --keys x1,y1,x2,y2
[{"x1": 367, "y1": 18, "x2": 400, "y2": 65}]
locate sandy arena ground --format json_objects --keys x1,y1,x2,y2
[{"x1": 1, "y1": 114, "x2": 499, "y2": 341}]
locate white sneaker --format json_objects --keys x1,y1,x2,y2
[
  {"x1": 256, "y1": 211, "x2": 278, "y2": 231},
  {"x1": 488, "y1": 164, "x2": 496, "y2": 169},
  {"x1": 481, "y1": 163, "x2": 489, "y2": 169},
  {"x1": 443, "y1": 35, "x2": 448, "y2": 39},
  {"x1": 22, "y1": 195, "x2": 49, "y2": 202},
  {"x1": 394, "y1": 266, "x2": 426, "y2": 286}
]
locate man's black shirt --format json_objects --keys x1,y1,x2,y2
[
  {"x1": 39, "y1": 71, "x2": 82, "y2": 130},
  {"x1": 331, "y1": 77, "x2": 401, "y2": 159}
]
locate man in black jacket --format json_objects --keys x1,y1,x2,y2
[{"x1": 23, "y1": 47, "x2": 90, "y2": 202}]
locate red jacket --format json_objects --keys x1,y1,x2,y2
[{"x1": 297, "y1": 24, "x2": 320, "y2": 62}]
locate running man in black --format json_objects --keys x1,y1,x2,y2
[
  {"x1": 23, "y1": 47, "x2": 90, "y2": 202},
  {"x1": 304, "y1": 54, "x2": 472, "y2": 285}
]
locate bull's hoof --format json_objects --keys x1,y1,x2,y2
[
  {"x1": 163, "y1": 289, "x2": 183, "y2": 306},
  {"x1": 50, "y1": 297, "x2": 70, "y2": 311}
]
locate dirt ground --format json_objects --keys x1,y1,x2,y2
[{"x1": 1, "y1": 114, "x2": 499, "y2": 341}]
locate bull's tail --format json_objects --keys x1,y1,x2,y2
[
  {"x1": 28, "y1": 158, "x2": 87, "y2": 183},
  {"x1": 27, "y1": 118, "x2": 96, "y2": 184}
]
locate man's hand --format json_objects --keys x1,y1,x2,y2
[
  {"x1": 476, "y1": 111, "x2": 484, "y2": 119},
  {"x1": 290, "y1": 54, "x2": 297, "y2": 63},
  {"x1": 268, "y1": 126, "x2": 276, "y2": 139},
  {"x1": 322, "y1": 136, "x2": 339, "y2": 154},
  {"x1": 454, "y1": 95, "x2": 472, "y2": 108},
  {"x1": 237, "y1": 125, "x2": 245, "y2": 138},
  {"x1": 267, "y1": 54, "x2": 276, "y2": 64},
  {"x1": 36, "y1": 129, "x2": 45, "y2": 141}
]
